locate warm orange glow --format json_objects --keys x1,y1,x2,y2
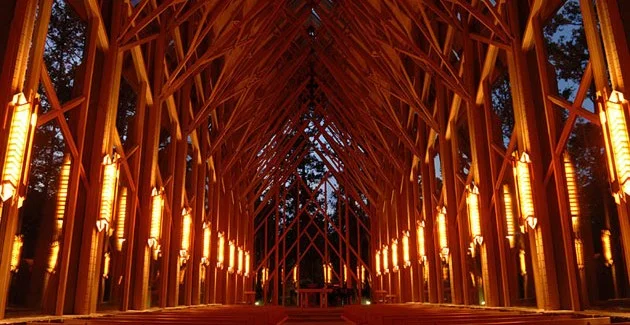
[
  {"x1": 1, "y1": 93, "x2": 37, "y2": 203},
  {"x1": 55, "y1": 154, "x2": 71, "y2": 238},
  {"x1": 201, "y1": 222, "x2": 211, "y2": 265},
  {"x1": 402, "y1": 230, "x2": 410, "y2": 267},
  {"x1": 437, "y1": 207, "x2": 449, "y2": 260},
  {"x1": 343, "y1": 264, "x2": 347, "y2": 283},
  {"x1": 563, "y1": 152, "x2": 580, "y2": 234},
  {"x1": 10, "y1": 235, "x2": 23, "y2": 272},
  {"x1": 357, "y1": 265, "x2": 365, "y2": 283},
  {"x1": 502, "y1": 185, "x2": 516, "y2": 247},
  {"x1": 97, "y1": 154, "x2": 120, "y2": 232},
  {"x1": 600, "y1": 91, "x2": 630, "y2": 199},
  {"x1": 391, "y1": 239, "x2": 399, "y2": 272},
  {"x1": 180, "y1": 208, "x2": 192, "y2": 259},
  {"x1": 228, "y1": 240, "x2": 236, "y2": 273},
  {"x1": 261, "y1": 267, "x2": 269, "y2": 285},
  {"x1": 293, "y1": 265, "x2": 298, "y2": 283},
  {"x1": 515, "y1": 152, "x2": 536, "y2": 229},
  {"x1": 217, "y1": 232, "x2": 225, "y2": 268},
  {"x1": 323, "y1": 262, "x2": 333, "y2": 284},
  {"x1": 519, "y1": 249, "x2": 527, "y2": 276},
  {"x1": 575, "y1": 238, "x2": 584, "y2": 269},
  {"x1": 466, "y1": 184, "x2": 483, "y2": 245},
  {"x1": 116, "y1": 187, "x2": 127, "y2": 251},
  {"x1": 417, "y1": 221, "x2": 426, "y2": 262},
  {"x1": 375, "y1": 251, "x2": 381, "y2": 276},
  {"x1": 148, "y1": 187, "x2": 164, "y2": 249},
  {"x1": 382, "y1": 245, "x2": 389, "y2": 274},
  {"x1": 48, "y1": 240, "x2": 60, "y2": 273},
  {"x1": 245, "y1": 251, "x2": 250, "y2": 277},
  {"x1": 103, "y1": 252, "x2": 111, "y2": 278},
  {"x1": 602, "y1": 230, "x2": 613, "y2": 266},
  {"x1": 237, "y1": 246, "x2": 244, "y2": 275}
]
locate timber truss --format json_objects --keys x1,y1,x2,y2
[{"x1": 0, "y1": 0, "x2": 629, "y2": 319}]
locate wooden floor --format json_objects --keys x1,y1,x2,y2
[{"x1": 19, "y1": 304, "x2": 620, "y2": 324}]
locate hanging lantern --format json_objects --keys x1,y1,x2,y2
[
  {"x1": 96, "y1": 153, "x2": 120, "y2": 232},
  {"x1": 502, "y1": 185, "x2": 516, "y2": 248},
  {"x1": 228, "y1": 240, "x2": 236, "y2": 273},
  {"x1": 103, "y1": 252, "x2": 111, "y2": 279},
  {"x1": 437, "y1": 207, "x2": 449, "y2": 260},
  {"x1": 48, "y1": 240, "x2": 60, "y2": 273},
  {"x1": 237, "y1": 246, "x2": 244, "y2": 275},
  {"x1": 402, "y1": 230, "x2": 411, "y2": 267},
  {"x1": 575, "y1": 238, "x2": 585, "y2": 270},
  {"x1": 563, "y1": 152, "x2": 580, "y2": 234},
  {"x1": 55, "y1": 154, "x2": 71, "y2": 239},
  {"x1": 382, "y1": 245, "x2": 389, "y2": 274},
  {"x1": 245, "y1": 251, "x2": 250, "y2": 277},
  {"x1": 416, "y1": 220, "x2": 426, "y2": 263},
  {"x1": 201, "y1": 222, "x2": 211, "y2": 265},
  {"x1": 466, "y1": 184, "x2": 483, "y2": 245},
  {"x1": 514, "y1": 152, "x2": 536, "y2": 229},
  {"x1": 599, "y1": 90, "x2": 630, "y2": 202},
  {"x1": 391, "y1": 239, "x2": 399, "y2": 272},
  {"x1": 375, "y1": 251, "x2": 381, "y2": 276},
  {"x1": 216, "y1": 232, "x2": 225, "y2": 268},
  {"x1": 293, "y1": 265, "x2": 298, "y2": 283},
  {"x1": 148, "y1": 187, "x2": 164, "y2": 249},
  {"x1": 180, "y1": 208, "x2": 192, "y2": 259},
  {"x1": 116, "y1": 187, "x2": 128, "y2": 251},
  {"x1": 601, "y1": 230, "x2": 613, "y2": 266},
  {"x1": 519, "y1": 249, "x2": 527, "y2": 276},
  {"x1": 0, "y1": 93, "x2": 38, "y2": 204},
  {"x1": 10, "y1": 235, "x2": 23, "y2": 272}
]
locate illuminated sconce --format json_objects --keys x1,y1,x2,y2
[
  {"x1": 575, "y1": 238, "x2": 585, "y2": 270},
  {"x1": 245, "y1": 251, "x2": 250, "y2": 277},
  {"x1": 599, "y1": 90, "x2": 630, "y2": 201},
  {"x1": 382, "y1": 245, "x2": 389, "y2": 274},
  {"x1": 502, "y1": 185, "x2": 516, "y2": 248},
  {"x1": 116, "y1": 187, "x2": 128, "y2": 251},
  {"x1": 261, "y1": 267, "x2": 269, "y2": 285},
  {"x1": 601, "y1": 230, "x2": 613, "y2": 266},
  {"x1": 323, "y1": 262, "x2": 332, "y2": 284},
  {"x1": 201, "y1": 222, "x2": 211, "y2": 265},
  {"x1": 96, "y1": 154, "x2": 120, "y2": 232},
  {"x1": 148, "y1": 187, "x2": 164, "y2": 249},
  {"x1": 293, "y1": 265, "x2": 298, "y2": 283},
  {"x1": 0, "y1": 93, "x2": 38, "y2": 204},
  {"x1": 216, "y1": 232, "x2": 225, "y2": 268},
  {"x1": 343, "y1": 264, "x2": 347, "y2": 284},
  {"x1": 416, "y1": 221, "x2": 426, "y2": 263},
  {"x1": 437, "y1": 207, "x2": 449, "y2": 261},
  {"x1": 563, "y1": 152, "x2": 581, "y2": 234},
  {"x1": 357, "y1": 265, "x2": 365, "y2": 283},
  {"x1": 466, "y1": 184, "x2": 483, "y2": 245},
  {"x1": 103, "y1": 252, "x2": 111, "y2": 279},
  {"x1": 402, "y1": 231, "x2": 410, "y2": 268},
  {"x1": 519, "y1": 249, "x2": 527, "y2": 276},
  {"x1": 180, "y1": 208, "x2": 192, "y2": 259},
  {"x1": 238, "y1": 246, "x2": 244, "y2": 275},
  {"x1": 48, "y1": 240, "x2": 60, "y2": 273},
  {"x1": 228, "y1": 240, "x2": 236, "y2": 273},
  {"x1": 10, "y1": 235, "x2": 23, "y2": 272},
  {"x1": 391, "y1": 239, "x2": 399, "y2": 272},
  {"x1": 55, "y1": 155, "x2": 71, "y2": 239},
  {"x1": 375, "y1": 251, "x2": 381, "y2": 276},
  {"x1": 514, "y1": 152, "x2": 537, "y2": 230}
]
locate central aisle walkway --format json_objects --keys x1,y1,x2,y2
[{"x1": 283, "y1": 308, "x2": 348, "y2": 324}]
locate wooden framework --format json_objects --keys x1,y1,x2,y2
[{"x1": 0, "y1": 0, "x2": 628, "y2": 318}]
